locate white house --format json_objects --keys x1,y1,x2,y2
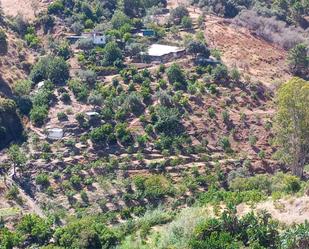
[
  {"x1": 66, "y1": 32, "x2": 106, "y2": 45},
  {"x1": 92, "y1": 33, "x2": 106, "y2": 45},
  {"x1": 47, "y1": 128, "x2": 64, "y2": 140}
]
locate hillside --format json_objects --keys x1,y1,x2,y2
[
  {"x1": 0, "y1": 0, "x2": 48, "y2": 20},
  {"x1": 0, "y1": 0, "x2": 309, "y2": 248}
]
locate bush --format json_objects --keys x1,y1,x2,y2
[
  {"x1": 17, "y1": 214, "x2": 52, "y2": 245},
  {"x1": 122, "y1": 92, "x2": 144, "y2": 115},
  {"x1": 68, "y1": 79, "x2": 89, "y2": 101},
  {"x1": 57, "y1": 112, "x2": 68, "y2": 121},
  {"x1": 167, "y1": 63, "x2": 187, "y2": 90},
  {"x1": 154, "y1": 106, "x2": 183, "y2": 136},
  {"x1": 212, "y1": 65, "x2": 229, "y2": 83},
  {"x1": 181, "y1": 16, "x2": 193, "y2": 29},
  {"x1": 219, "y1": 136, "x2": 231, "y2": 152},
  {"x1": 54, "y1": 217, "x2": 119, "y2": 248},
  {"x1": 189, "y1": 209, "x2": 280, "y2": 248},
  {"x1": 170, "y1": 6, "x2": 189, "y2": 25},
  {"x1": 12, "y1": 80, "x2": 32, "y2": 96},
  {"x1": 233, "y1": 10, "x2": 307, "y2": 49},
  {"x1": 90, "y1": 124, "x2": 115, "y2": 145},
  {"x1": 288, "y1": 44, "x2": 309, "y2": 78},
  {"x1": 48, "y1": 0, "x2": 64, "y2": 15},
  {"x1": 134, "y1": 174, "x2": 172, "y2": 200},
  {"x1": 30, "y1": 105, "x2": 48, "y2": 126},
  {"x1": 36, "y1": 173, "x2": 50, "y2": 187},
  {"x1": 103, "y1": 41, "x2": 123, "y2": 66}
]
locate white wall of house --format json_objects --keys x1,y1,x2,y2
[{"x1": 92, "y1": 34, "x2": 106, "y2": 45}]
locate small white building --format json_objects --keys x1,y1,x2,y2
[
  {"x1": 85, "y1": 111, "x2": 100, "y2": 120},
  {"x1": 144, "y1": 44, "x2": 186, "y2": 62},
  {"x1": 47, "y1": 128, "x2": 64, "y2": 140},
  {"x1": 37, "y1": 81, "x2": 45, "y2": 90},
  {"x1": 92, "y1": 33, "x2": 106, "y2": 45},
  {"x1": 67, "y1": 32, "x2": 106, "y2": 45}
]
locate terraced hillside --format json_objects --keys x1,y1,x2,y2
[{"x1": 0, "y1": 0, "x2": 309, "y2": 248}]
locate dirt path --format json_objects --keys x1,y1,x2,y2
[{"x1": 6, "y1": 176, "x2": 45, "y2": 217}]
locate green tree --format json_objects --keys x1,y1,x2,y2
[
  {"x1": 111, "y1": 10, "x2": 130, "y2": 29},
  {"x1": 181, "y1": 16, "x2": 193, "y2": 29},
  {"x1": 0, "y1": 227, "x2": 20, "y2": 249},
  {"x1": 274, "y1": 77, "x2": 309, "y2": 177},
  {"x1": 187, "y1": 40, "x2": 210, "y2": 58},
  {"x1": 30, "y1": 56, "x2": 69, "y2": 85},
  {"x1": 12, "y1": 80, "x2": 32, "y2": 96},
  {"x1": 166, "y1": 63, "x2": 186, "y2": 89},
  {"x1": 170, "y1": 5, "x2": 189, "y2": 25},
  {"x1": 213, "y1": 65, "x2": 229, "y2": 83},
  {"x1": 54, "y1": 217, "x2": 118, "y2": 248},
  {"x1": 30, "y1": 105, "x2": 49, "y2": 127},
  {"x1": 103, "y1": 41, "x2": 123, "y2": 66},
  {"x1": 17, "y1": 214, "x2": 52, "y2": 245},
  {"x1": 0, "y1": 29, "x2": 8, "y2": 55},
  {"x1": 8, "y1": 144, "x2": 26, "y2": 176},
  {"x1": 288, "y1": 44, "x2": 309, "y2": 78}
]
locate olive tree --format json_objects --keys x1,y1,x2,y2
[
  {"x1": 288, "y1": 44, "x2": 309, "y2": 79},
  {"x1": 0, "y1": 29, "x2": 8, "y2": 55},
  {"x1": 8, "y1": 144, "x2": 27, "y2": 177},
  {"x1": 274, "y1": 77, "x2": 309, "y2": 177}
]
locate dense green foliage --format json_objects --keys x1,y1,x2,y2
[
  {"x1": 30, "y1": 56, "x2": 69, "y2": 85},
  {"x1": 0, "y1": 29, "x2": 8, "y2": 55},
  {"x1": 274, "y1": 77, "x2": 309, "y2": 177}
]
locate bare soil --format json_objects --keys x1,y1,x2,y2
[
  {"x1": 238, "y1": 196, "x2": 309, "y2": 225},
  {"x1": 0, "y1": 0, "x2": 49, "y2": 20},
  {"x1": 204, "y1": 15, "x2": 291, "y2": 86}
]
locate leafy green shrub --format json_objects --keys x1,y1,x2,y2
[
  {"x1": 90, "y1": 124, "x2": 115, "y2": 145},
  {"x1": 17, "y1": 214, "x2": 52, "y2": 245},
  {"x1": 167, "y1": 63, "x2": 187, "y2": 90},
  {"x1": 222, "y1": 110, "x2": 229, "y2": 123},
  {"x1": 189, "y1": 208, "x2": 279, "y2": 249},
  {"x1": 24, "y1": 26, "x2": 40, "y2": 48},
  {"x1": 54, "y1": 217, "x2": 119, "y2": 249},
  {"x1": 48, "y1": 0, "x2": 64, "y2": 15},
  {"x1": 57, "y1": 112, "x2": 68, "y2": 121},
  {"x1": 5, "y1": 186, "x2": 20, "y2": 201},
  {"x1": 60, "y1": 92, "x2": 71, "y2": 103},
  {"x1": 30, "y1": 105, "x2": 48, "y2": 126},
  {"x1": 68, "y1": 79, "x2": 89, "y2": 101},
  {"x1": 12, "y1": 80, "x2": 32, "y2": 96},
  {"x1": 218, "y1": 136, "x2": 231, "y2": 152},
  {"x1": 181, "y1": 16, "x2": 193, "y2": 29},
  {"x1": 212, "y1": 65, "x2": 229, "y2": 83},
  {"x1": 170, "y1": 5, "x2": 189, "y2": 25},
  {"x1": 154, "y1": 106, "x2": 183, "y2": 136},
  {"x1": 103, "y1": 41, "x2": 123, "y2": 66},
  {"x1": 69, "y1": 175, "x2": 82, "y2": 190},
  {"x1": 133, "y1": 174, "x2": 173, "y2": 200},
  {"x1": 281, "y1": 222, "x2": 309, "y2": 249},
  {"x1": 208, "y1": 107, "x2": 216, "y2": 119},
  {"x1": 115, "y1": 123, "x2": 133, "y2": 145},
  {"x1": 36, "y1": 173, "x2": 50, "y2": 188}
]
